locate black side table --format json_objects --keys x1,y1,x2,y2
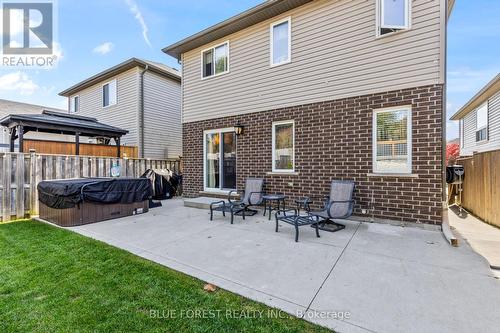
[{"x1": 262, "y1": 194, "x2": 287, "y2": 220}]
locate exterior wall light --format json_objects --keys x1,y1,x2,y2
[{"x1": 234, "y1": 123, "x2": 244, "y2": 136}]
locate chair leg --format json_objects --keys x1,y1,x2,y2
[
  {"x1": 230, "y1": 210, "x2": 234, "y2": 224},
  {"x1": 242, "y1": 208, "x2": 246, "y2": 220},
  {"x1": 315, "y1": 223, "x2": 320, "y2": 238},
  {"x1": 222, "y1": 210, "x2": 226, "y2": 217},
  {"x1": 275, "y1": 217, "x2": 279, "y2": 233},
  {"x1": 295, "y1": 224, "x2": 299, "y2": 242},
  {"x1": 210, "y1": 208, "x2": 213, "y2": 221}
]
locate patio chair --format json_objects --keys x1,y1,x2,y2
[
  {"x1": 209, "y1": 178, "x2": 265, "y2": 224},
  {"x1": 308, "y1": 180, "x2": 355, "y2": 232}
]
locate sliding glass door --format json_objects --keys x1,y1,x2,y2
[{"x1": 204, "y1": 129, "x2": 236, "y2": 191}]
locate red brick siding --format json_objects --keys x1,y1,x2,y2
[{"x1": 182, "y1": 85, "x2": 444, "y2": 225}]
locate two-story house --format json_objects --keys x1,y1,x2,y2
[
  {"x1": 451, "y1": 74, "x2": 500, "y2": 156},
  {"x1": 59, "y1": 58, "x2": 182, "y2": 159},
  {"x1": 163, "y1": 0, "x2": 455, "y2": 225}
]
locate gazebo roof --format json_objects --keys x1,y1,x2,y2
[{"x1": 0, "y1": 110, "x2": 128, "y2": 138}]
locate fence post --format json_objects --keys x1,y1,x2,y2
[{"x1": 2, "y1": 154, "x2": 11, "y2": 222}]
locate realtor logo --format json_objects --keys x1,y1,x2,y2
[{"x1": 1, "y1": 1, "x2": 57, "y2": 67}]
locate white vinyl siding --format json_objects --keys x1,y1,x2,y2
[
  {"x1": 270, "y1": 17, "x2": 291, "y2": 66},
  {"x1": 460, "y1": 92, "x2": 500, "y2": 156},
  {"x1": 68, "y1": 68, "x2": 141, "y2": 147},
  {"x1": 143, "y1": 71, "x2": 182, "y2": 159},
  {"x1": 182, "y1": 0, "x2": 443, "y2": 124}
]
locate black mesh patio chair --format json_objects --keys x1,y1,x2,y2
[
  {"x1": 209, "y1": 178, "x2": 264, "y2": 224},
  {"x1": 308, "y1": 180, "x2": 355, "y2": 232}
]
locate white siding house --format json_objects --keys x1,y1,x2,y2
[
  {"x1": 451, "y1": 74, "x2": 500, "y2": 156},
  {"x1": 59, "y1": 58, "x2": 182, "y2": 159}
]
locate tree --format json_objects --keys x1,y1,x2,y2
[{"x1": 446, "y1": 143, "x2": 460, "y2": 166}]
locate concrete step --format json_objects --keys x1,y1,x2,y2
[{"x1": 183, "y1": 197, "x2": 229, "y2": 210}]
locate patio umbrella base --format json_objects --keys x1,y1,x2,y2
[{"x1": 312, "y1": 221, "x2": 346, "y2": 233}]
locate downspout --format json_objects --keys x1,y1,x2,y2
[
  {"x1": 140, "y1": 64, "x2": 149, "y2": 158},
  {"x1": 442, "y1": 1, "x2": 449, "y2": 206}
]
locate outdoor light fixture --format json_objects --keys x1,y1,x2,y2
[{"x1": 234, "y1": 123, "x2": 244, "y2": 136}]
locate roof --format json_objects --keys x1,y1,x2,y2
[
  {"x1": 162, "y1": 0, "x2": 457, "y2": 60},
  {"x1": 450, "y1": 74, "x2": 500, "y2": 120},
  {"x1": 0, "y1": 98, "x2": 65, "y2": 120},
  {"x1": 59, "y1": 58, "x2": 181, "y2": 97},
  {"x1": 0, "y1": 110, "x2": 129, "y2": 137},
  {"x1": 162, "y1": 0, "x2": 314, "y2": 60}
]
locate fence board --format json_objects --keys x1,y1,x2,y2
[
  {"x1": 0, "y1": 153, "x2": 181, "y2": 222},
  {"x1": 458, "y1": 149, "x2": 500, "y2": 227}
]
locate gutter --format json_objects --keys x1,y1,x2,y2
[{"x1": 139, "y1": 64, "x2": 149, "y2": 158}]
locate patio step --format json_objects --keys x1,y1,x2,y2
[{"x1": 183, "y1": 197, "x2": 229, "y2": 210}]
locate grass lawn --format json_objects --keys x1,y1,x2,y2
[{"x1": 0, "y1": 220, "x2": 331, "y2": 333}]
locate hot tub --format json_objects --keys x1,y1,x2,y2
[{"x1": 37, "y1": 178, "x2": 152, "y2": 227}]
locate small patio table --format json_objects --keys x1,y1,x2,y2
[{"x1": 262, "y1": 194, "x2": 287, "y2": 220}]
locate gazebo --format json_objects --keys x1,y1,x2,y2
[{"x1": 0, "y1": 110, "x2": 129, "y2": 157}]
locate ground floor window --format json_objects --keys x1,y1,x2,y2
[
  {"x1": 204, "y1": 128, "x2": 236, "y2": 191},
  {"x1": 272, "y1": 120, "x2": 295, "y2": 172},
  {"x1": 373, "y1": 106, "x2": 412, "y2": 174}
]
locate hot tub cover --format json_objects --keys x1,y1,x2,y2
[{"x1": 38, "y1": 178, "x2": 152, "y2": 209}]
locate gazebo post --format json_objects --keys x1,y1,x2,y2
[
  {"x1": 18, "y1": 125, "x2": 24, "y2": 153},
  {"x1": 9, "y1": 127, "x2": 16, "y2": 152},
  {"x1": 115, "y1": 137, "x2": 121, "y2": 158},
  {"x1": 75, "y1": 132, "x2": 80, "y2": 155}
]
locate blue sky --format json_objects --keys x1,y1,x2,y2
[{"x1": 0, "y1": 0, "x2": 498, "y2": 140}]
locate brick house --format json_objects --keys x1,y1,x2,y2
[{"x1": 163, "y1": 0, "x2": 455, "y2": 225}]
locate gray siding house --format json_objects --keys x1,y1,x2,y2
[
  {"x1": 451, "y1": 74, "x2": 500, "y2": 156},
  {"x1": 163, "y1": 0, "x2": 455, "y2": 225},
  {"x1": 59, "y1": 58, "x2": 182, "y2": 159},
  {"x1": 0, "y1": 99, "x2": 69, "y2": 152}
]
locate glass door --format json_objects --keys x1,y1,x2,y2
[{"x1": 204, "y1": 129, "x2": 236, "y2": 191}]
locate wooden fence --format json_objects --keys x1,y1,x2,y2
[
  {"x1": 0, "y1": 152, "x2": 182, "y2": 222},
  {"x1": 457, "y1": 149, "x2": 500, "y2": 227},
  {"x1": 23, "y1": 139, "x2": 138, "y2": 158}
]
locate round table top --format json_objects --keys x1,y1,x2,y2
[{"x1": 262, "y1": 194, "x2": 287, "y2": 200}]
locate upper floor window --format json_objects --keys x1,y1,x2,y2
[
  {"x1": 70, "y1": 95, "x2": 79, "y2": 113},
  {"x1": 103, "y1": 80, "x2": 117, "y2": 108},
  {"x1": 377, "y1": 0, "x2": 410, "y2": 36},
  {"x1": 202, "y1": 42, "x2": 229, "y2": 78},
  {"x1": 270, "y1": 17, "x2": 291, "y2": 66},
  {"x1": 476, "y1": 102, "x2": 488, "y2": 142},
  {"x1": 373, "y1": 106, "x2": 412, "y2": 174},
  {"x1": 272, "y1": 120, "x2": 295, "y2": 172}
]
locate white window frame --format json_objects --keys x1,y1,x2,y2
[
  {"x1": 475, "y1": 102, "x2": 488, "y2": 143},
  {"x1": 102, "y1": 79, "x2": 117, "y2": 108},
  {"x1": 372, "y1": 106, "x2": 412, "y2": 174},
  {"x1": 272, "y1": 120, "x2": 295, "y2": 173},
  {"x1": 376, "y1": 0, "x2": 411, "y2": 37},
  {"x1": 200, "y1": 41, "x2": 230, "y2": 80},
  {"x1": 70, "y1": 95, "x2": 79, "y2": 113},
  {"x1": 203, "y1": 127, "x2": 236, "y2": 193},
  {"x1": 270, "y1": 17, "x2": 292, "y2": 67}
]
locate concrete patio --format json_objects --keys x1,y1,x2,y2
[{"x1": 69, "y1": 199, "x2": 500, "y2": 333}]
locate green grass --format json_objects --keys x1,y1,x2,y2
[{"x1": 0, "y1": 220, "x2": 330, "y2": 333}]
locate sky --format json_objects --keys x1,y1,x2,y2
[{"x1": 0, "y1": 0, "x2": 498, "y2": 141}]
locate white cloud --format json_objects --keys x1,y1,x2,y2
[
  {"x1": 0, "y1": 72, "x2": 39, "y2": 95},
  {"x1": 124, "y1": 0, "x2": 152, "y2": 47},
  {"x1": 448, "y1": 67, "x2": 498, "y2": 94},
  {"x1": 93, "y1": 42, "x2": 114, "y2": 55}
]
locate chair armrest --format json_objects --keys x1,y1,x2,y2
[
  {"x1": 248, "y1": 191, "x2": 265, "y2": 205},
  {"x1": 228, "y1": 190, "x2": 242, "y2": 204}
]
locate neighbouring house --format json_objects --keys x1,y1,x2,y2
[
  {"x1": 163, "y1": 0, "x2": 455, "y2": 225},
  {"x1": 450, "y1": 74, "x2": 500, "y2": 156},
  {"x1": 0, "y1": 99, "x2": 70, "y2": 152},
  {"x1": 59, "y1": 58, "x2": 182, "y2": 159}
]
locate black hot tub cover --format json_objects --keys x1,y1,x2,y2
[{"x1": 38, "y1": 178, "x2": 152, "y2": 209}]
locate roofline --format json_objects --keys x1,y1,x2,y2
[
  {"x1": 162, "y1": 0, "x2": 313, "y2": 60},
  {"x1": 59, "y1": 58, "x2": 181, "y2": 97},
  {"x1": 450, "y1": 73, "x2": 500, "y2": 120}
]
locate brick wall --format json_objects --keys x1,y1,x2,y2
[{"x1": 182, "y1": 84, "x2": 444, "y2": 225}]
